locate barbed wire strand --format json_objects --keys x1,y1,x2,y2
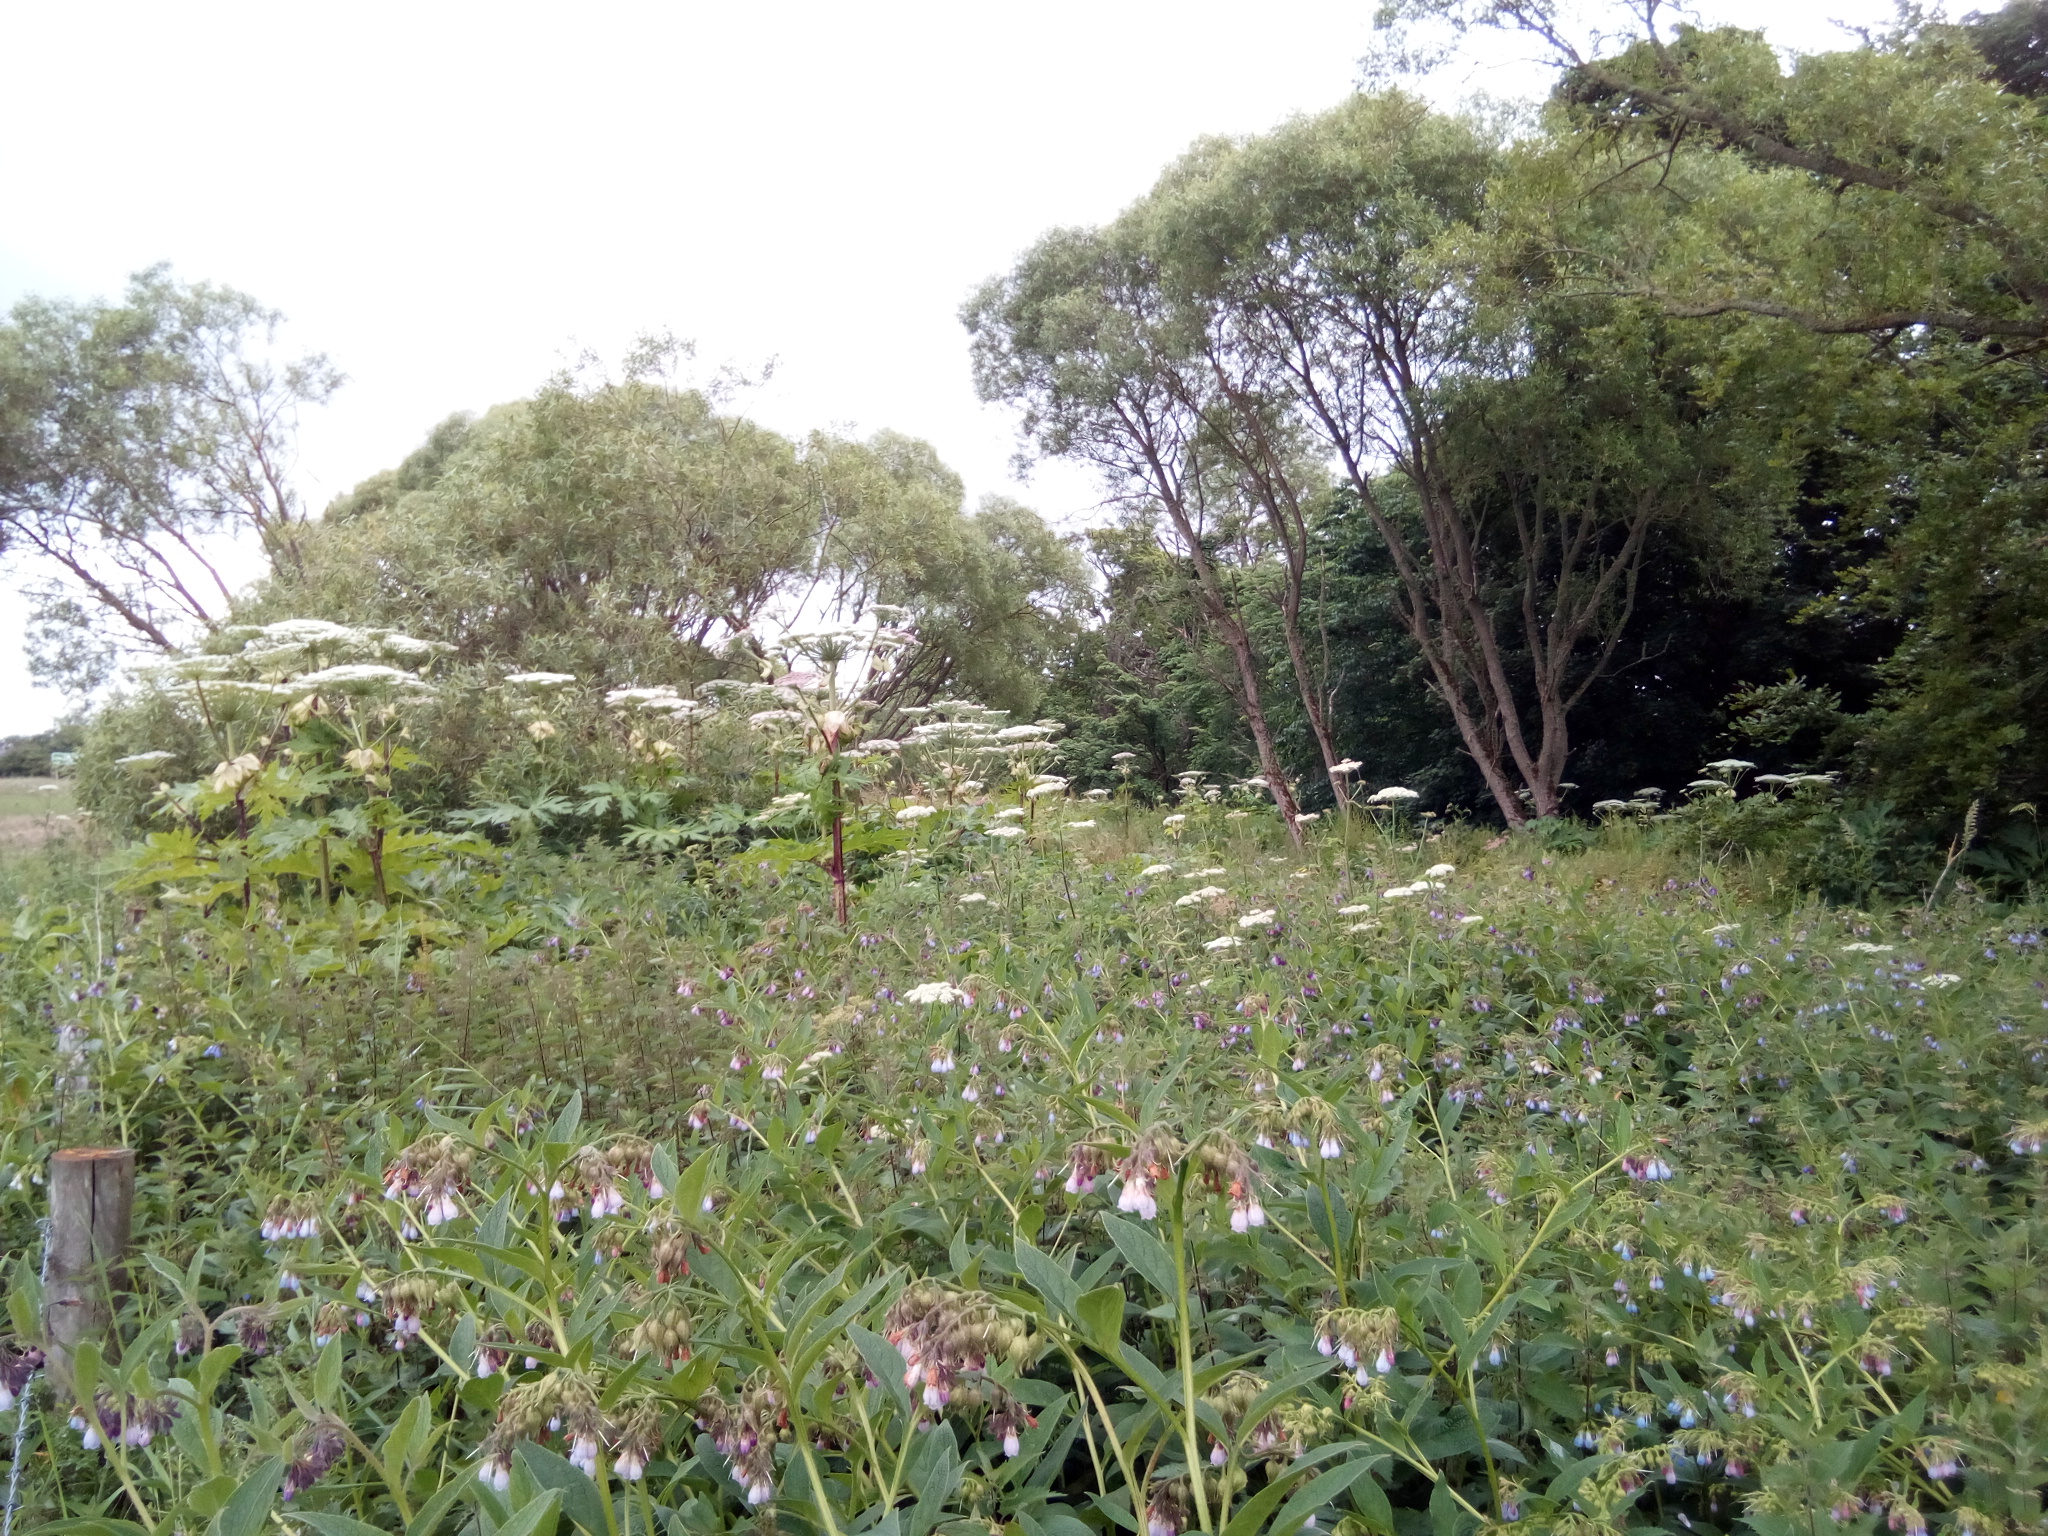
[{"x1": 1, "y1": 1215, "x2": 54, "y2": 1536}]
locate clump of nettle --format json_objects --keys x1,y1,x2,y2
[{"x1": 4, "y1": 785, "x2": 2046, "y2": 1533}]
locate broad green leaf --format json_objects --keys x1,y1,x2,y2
[
  {"x1": 902, "y1": 1424, "x2": 962, "y2": 1536},
  {"x1": 547, "y1": 1092, "x2": 583, "y2": 1149},
  {"x1": 313, "y1": 1337, "x2": 343, "y2": 1409},
  {"x1": 652, "y1": 1141, "x2": 681, "y2": 1198},
  {"x1": 209, "y1": 1455, "x2": 286, "y2": 1536},
  {"x1": 496, "y1": 1490, "x2": 563, "y2": 1536},
  {"x1": 405, "y1": 1467, "x2": 478, "y2": 1536},
  {"x1": 1076, "y1": 1285, "x2": 1126, "y2": 1354},
  {"x1": 1102, "y1": 1213, "x2": 1180, "y2": 1301},
  {"x1": 513, "y1": 1440, "x2": 608, "y2": 1536},
  {"x1": 185, "y1": 1474, "x2": 239, "y2": 1519},
  {"x1": 1014, "y1": 1237, "x2": 1082, "y2": 1318},
  {"x1": 850, "y1": 1323, "x2": 914, "y2": 1422},
  {"x1": 289, "y1": 1514, "x2": 390, "y2": 1536}
]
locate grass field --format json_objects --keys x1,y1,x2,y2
[{"x1": 0, "y1": 775, "x2": 74, "y2": 816}]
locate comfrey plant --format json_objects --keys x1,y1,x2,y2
[{"x1": 5, "y1": 808, "x2": 2048, "y2": 1534}]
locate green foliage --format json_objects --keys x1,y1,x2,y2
[
  {"x1": 256, "y1": 353, "x2": 1087, "y2": 720},
  {"x1": 5, "y1": 790, "x2": 2048, "y2": 1535},
  {"x1": 0, "y1": 722, "x2": 85, "y2": 778},
  {"x1": 0, "y1": 266, "x2": 340, "y2": 689}
]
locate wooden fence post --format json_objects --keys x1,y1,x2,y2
[{"x1": 44, "y1": 1147, "x2": 135, "y2": 1396}]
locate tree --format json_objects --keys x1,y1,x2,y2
[
  {"x1": 0, "y1": 267, "x2": 339, "y2": 689},
  {"x1": 1384, "y1": 0, "x2": 2047, "y2": 349},
  {"x1": 1378, "y1": 0, "x2": 2048, "y2": 816},
  {"x1": 264, "y1": 357, "x2": 818, "y2": 682},
  {"x1": 984, "y1": 94, "x2": 1762, "y2": 826},
  {"x1": 264, "y1": 355, "x2": 1084, "y2": 714},
  {"x1": 966, "y1": 228, "x2": 1314, "y2": 837}
]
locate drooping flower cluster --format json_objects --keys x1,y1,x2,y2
[
  {"x1": 382, "y1": 1133, "x2": 475, "y2": 1227},
  {"x1": 1065, "y1": 1141, "x2": 1109, "y2": 1194},
  {"x1": 70, "y1": 1391, "x2": 180, "y2": 1451},
  {"x1": 695, "y1": 1377, "x2": 789, "y2": 1505},
  {"x1": 1286, "y1": 1097, "x2": 1347, "y2": 1161},
  {"x1": 884, "y1": 1281, "x2": 1036, "y2": 1411},
  {"x1": 283, "y1": 1416, "x2": 349, "y2": 1499},
  {"x1": 1192, "y1": 1136, "x2": 1265, "y2": 1232},
  {"x1": 474, "y1": 1323, "x2": 514, "y2": 1378},
  {"x1": 0, "y1": 1339, "x2": 43, "y2": 1411},
  {"x1": 260, "y1": 1194, "x2": 323, "y2": 1241},
  {"x1": 216, "y1": 1303, "x2": 279, "y2": 1355},
  {"x1": 1201, "y1": 1371, "x2": 1298, "y2": 1465},
  {"x1": 1622, "y1": 1151, "x2": 1676, "y2": 1182},
  {"x1": 651, "y1": 1221, "x2": 709, "y2": 1284},
  {"x1": 609, "y1": 1401, "x2": 666, "y2": 1481},
  {"x1": 985, "y1": 1387, "x2": 1038, "y2": 1458},
  {"x1": 622, "y1": 1300, "x2": 694, "y2": 1366},
  {"x1": 1117, "y1": 1127, "x2": 1184, "y2": 1221},
  {"x1": 378, "y1": 1273, "x2": 457, "y2": 1348},
  {"x1": 549, "y1": 1137, "x2": 663, "y2": 1220},
  {"x1": 1314, "y1": 1306, "x2": 1403, "y2": 1381},
  {"x1": 480, "y1": 1370, "x2": 609, "y2": 1490}
]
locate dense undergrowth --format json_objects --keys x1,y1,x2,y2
[{"x1": 3, "y1": 798, "x2": 2047, "y2": 1536}]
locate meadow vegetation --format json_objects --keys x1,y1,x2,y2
[
  {"x1": 2, "y1": 4, "x2": 2047, "y2": 1533},
  {"x1": 2, "y1": 641, "x2": 2044, "y2": 1535}
]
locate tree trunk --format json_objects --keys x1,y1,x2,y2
[{"x1": 1218, "y1": 615, "x2": 1305, "y2": 842}]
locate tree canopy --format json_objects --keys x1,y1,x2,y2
[{"x1": 257, "y1": 352, "x2": 1087, "y2": 717}]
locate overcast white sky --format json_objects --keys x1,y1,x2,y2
[{"x1": 0, "y1": 0, "x2": 1901, "y2": 734}]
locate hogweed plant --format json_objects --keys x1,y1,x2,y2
[{"x1": 731, "y1": 614, "x2": 922, "y2": 925}]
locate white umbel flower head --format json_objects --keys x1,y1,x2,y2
[
  {"x1": 904, "y1": 982, "x2": 969, "y2": 1007},
  {"x1": 1203, "y1": 935, "x2": 1245, "y2": 952}
]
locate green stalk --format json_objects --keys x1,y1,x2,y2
[
  {"x1": 593, "y1": 1449, "x2": 622, "y2": 1536},
  {"x1": 848, "y1": 1385, "x2": 888, "y2": 1505},
  {"x1": 798, "y1": 1438, "x2": 848, "y2": 1536},
  {"x1": 1059, "y1": 1339, "x2": 1143, "y2": 1529},
  {"x1": 881, "y1": 1402, "x2": 925, "y2": 1507},
  {"x1": 1169, "y1": 1171, "x2": 1214, "y2": 1534}
]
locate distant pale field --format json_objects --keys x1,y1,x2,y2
[{"x1": 0, "y1": 776, "x2": 77, "y2": 848}]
